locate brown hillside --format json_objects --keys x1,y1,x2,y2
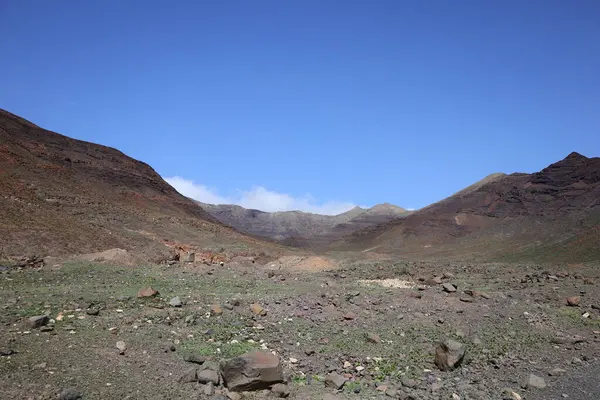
[
  {"x1": 333, "y1": 152, "x2": 600, "y2": 262},
  {"x1": 0, "y1": 109, "x2": 278, "y2": 260}
]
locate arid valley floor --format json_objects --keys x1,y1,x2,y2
[{"x1": 2, "y1": 255, "x2": 600, "y2": 400}]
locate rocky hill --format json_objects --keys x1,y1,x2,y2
[
  {"x1": 0, "y1": 109, "x2": 278, "y2": 261},
  {"x1": 196, "y1": 201, "x2": 410, "y2": 243},
  {"x1": 333, "y1": 152, "x2": 600, "y2": 262}
]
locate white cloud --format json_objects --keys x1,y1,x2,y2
[{"x1": 164, "y1": 176, "x2": 358, "y2": 215}]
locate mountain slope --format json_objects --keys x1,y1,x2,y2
[
  {"x1": 0, "y1": 109, "x2": 275, "y2": 260},
  {"x1": 196, "y1": 201, "x2": 410, "y2": 243},
  {"x1": 333, "y1": 153, "x2": 600, "y2": 262}
]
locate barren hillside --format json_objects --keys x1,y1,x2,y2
[
  {"x1": 332, "y1": 152, "x2": 600, "y2": 262},
  {"x1": 0, "y1": 109, "x2": 279, "y2": 260}
]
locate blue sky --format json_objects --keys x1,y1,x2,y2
[{"x1": 1, "y1": 1, "x2": 599, "y2": 214}]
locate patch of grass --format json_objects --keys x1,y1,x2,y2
[
  {"x1": 343, "y1": 380, "x2": 365, "y2": 393},
  {"x1": 557, "y1": 307, "x2": 600, "y2": 328},
  {"x1": 16, "y1": 305, "x2": 47, "y2": 317},
  {"x1": 291, "y1": 375, "x2": 307, "y2": 386}
]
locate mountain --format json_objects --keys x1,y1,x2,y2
[
  {"x1": 196, "y1": 201, "x2": 410, "y2": 243},
  {"x1": 0, "y1": 109, "x2": 276, "y2": 261},
  {"x1": 332, "y1": 153, "x2": 600, "y2": 262}
]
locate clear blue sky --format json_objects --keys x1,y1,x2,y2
[{"x1": 1, "y1": 1, "x2": 599, "y2": 213}]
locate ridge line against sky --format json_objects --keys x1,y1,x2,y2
[
  {"x1": 1, "y1": 1, "x2": 598, "y2": 213},
  {"x1": 164, "y1": 176, "x2": 380, "y2": 215}
]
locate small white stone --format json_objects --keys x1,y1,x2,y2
[{"x1": 355, "y1": 366, "x2": 365, "y2": 372}]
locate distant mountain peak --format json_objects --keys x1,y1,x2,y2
[{"x1": 565, "y1": 152, "x2": 588, "y2": 161}]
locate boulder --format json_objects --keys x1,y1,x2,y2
[
  {"x1": 325, "y1": 372, "x2": 347, "y2": 389},
  {"x1": 220, "y1": 351, "x2": 283, "y2": 392},
  {"x1": 435, "y1": 339, "x2": 466, "y2": 371},
  {"x1": 181, "y1": 251, "x2": 195, "y2": 263},
  {"x1": 137, "y1": 287, "x2": 159, "y2": 298},
  {"x1": 27, "y1": 315, "x2": 49, "y2": 329}
]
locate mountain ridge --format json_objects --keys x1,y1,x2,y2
[
  {"x1": 0, "y1": 108, "x2": 279, "y2": 260},
  {"x1": 196, "y1": 201, "x2": 411, "y2": 242},
  {"x1": 331, "y1": 152, "x2": 600, "y2": 262}
]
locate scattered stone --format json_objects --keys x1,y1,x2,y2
[
  {"x1": 459, "y1": 297, "x2": 473, "y2": 303},
  {"x1": 163, "y1": 343, "x2": 176, "y2": 352},
  {"x1": 271, "y1": 383, "x2": 291, "y2": 398},
  {"x1": 86, "y1": 308, "x2": 100, "y2": 316},
  {"x1": 325, "y1": 372, "x2": 347, "y2": 390},
  {"x1": 184, "y1": 354, "x2": 207, "y2": 364},
  {"x1": 401, "y1": 377, "x2": 417, "y2": 388},
  {"x1": 442, "y1": 283, "x2": 457, "y2": 293},
  {"x1": 501, "y1": 388, "x2": 522, "y2": 400},
  {"x1": 343, "y1": 312, "x2": 357, "y2": 320},
  {"x1": 551, "y1": 336, "x2": 586, "y2": 345},
  {"x1": 204, "y1": 382, "x2": 215, "y2": 396},
  {"x1": 549, "y1": 368, "x2": 566, "y2": 376},
  {"x1": 27, "y1": 315, "x2": 49, "y2": 329},
  {"x1": 220, "y1": 351, "x2": 283, "y2": 391},
  {"x1": 40, "y1": 326, "x2": 54, "y2": 332},
  {"x1": 197, "y1": 368, "x2": 220, "y2": 385},
  {"x1": 566, "y1": 296, "x2": 580, "y2": 307},
  {"x1": 0, "y1": 349, "x2": 16, "y2": 357},
  {"x1": 137, "y1": 287, "x2": 159, "y2": 298},
  {"x1": 211, "y1": 304, "x2": 223, "y2": 315},
  {"x1": 385, "y1": 387, "x2": 398, "y2": 397},
  {"x1": 58, "y1": 388, "x2": 82, "y2": 400},
  {"x1": 181, "y1": 251, "x2": 195, "y2": 263},
  {"x1": 250, "y1": 303, "x2": 267, "y2": 316},
  {"x1": 521, "y1": 374, "x2": 546, "y2": 389},
  {"x1": 365, "y1": 332, "x2": 381, "y2": 344},
  {"x1": 179, "y1": 367, "x2": 198, "y2": 383},
  {"x1": 584, "y1": 278, "x2": 594, "y2": 285},
  {"x1": 169, "y1": 296, "x2": 182, "y2": 307},
  {"x1": 426, "y1": 276, "x2": 443, "y2": 285},
  {"x1": 435, "y1": 339, "x2": 466, "y2": 371},
  {"x1": 464, "y1": 290, "x2": 490, "y2": 299},
  {"x1": 116, "y1": 341, "x2": 127, "y2": 355}
]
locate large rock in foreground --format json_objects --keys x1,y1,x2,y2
[
  {"x1": 220, "y1": 351, "x2": 284, "y2": 392},
  {"x1": 435, "y1": 339, "x2": 466, "y2": 371}
]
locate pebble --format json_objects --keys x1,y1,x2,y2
[
  {"x1": 169, "y1": 297, "x2": 182, "y2": 307},
  {"x1": 116, "y1": 341, "x2": 127, "y2": 355},
  {"x1": 58, "y1": 388, "x2": 82, "y2": 400}
]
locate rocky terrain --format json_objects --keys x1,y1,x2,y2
[
  {"x1": 1, "y1": 257, "x2": 599, "y2": 400},
  {"x1": 332, "y1": 152, "x2": 600, "y2": 263},
  {"x1": 197, "y1": 202, "x2": 410, "y2": 244}
]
